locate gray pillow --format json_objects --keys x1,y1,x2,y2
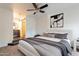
[
  {"x1": 55, "y1": 33, "x2": 68, "y2": 39},
  {"x1": 43, "y1": 33, "x2": 55, "y2": 38}
]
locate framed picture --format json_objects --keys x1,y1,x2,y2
[{"x1": 50, "y1": 13, "x2": 64, "y2": 28}]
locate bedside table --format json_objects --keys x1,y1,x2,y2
[
  {"x1": 73, "y1": 39, "x2": 77, "y2": 51},
  {"x1": 76, "y1": 40, "x2": 79, "y2": 49},
  {"x1": 73, "y1": 39, "x2": 79, "y2": 52}
]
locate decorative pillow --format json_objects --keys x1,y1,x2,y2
[
  {"x1": 55, "y1": 33, "x2": 68, "y2": 39},
  {"x1": 43, "y1": 33, "x2": 55, "y2": 38},
  {"x1": 34, "y1": 34, "x2": 41, "y2": 37}
]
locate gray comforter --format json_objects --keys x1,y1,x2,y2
[{"x1": 23, "y1": 37, "x2": 72, "y2": 56}]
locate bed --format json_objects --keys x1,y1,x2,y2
[{"x1": 18, "y1": 29, "x2": 73, "y2": 56}]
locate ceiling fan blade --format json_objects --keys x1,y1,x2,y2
[
  {"x1": 39, "y1": 10, "x2": 45, "y2": 13},
  {"x1": 27, "y1": 9, "x2": 35, "y2": 11},
  {"x1": 40, "y1": 4, "x2": 48, "y2": 9},
  {"x1": 32, "y1": 3, "x2": 37, "y2": 9}
]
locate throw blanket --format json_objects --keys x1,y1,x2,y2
[{"x1": 23, "y1": 37, "x2": 72, "y2": 56}]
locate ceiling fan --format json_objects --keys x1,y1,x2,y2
[{"x1": 27, "y1": 3, "x2": 48, "y2": 15}]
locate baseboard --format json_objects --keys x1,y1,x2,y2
[
  {"x1": 0, "y1": 43, "x2": 8, "y2": 47},
  {"x1": 0, "y1": 39, "x2": 13, "y2": 47}
]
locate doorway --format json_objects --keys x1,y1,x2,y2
[{"x1": 13, "y1": 15, "x2": 26, "y2": 39}]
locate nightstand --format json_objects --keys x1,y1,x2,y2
[
  {"x1": 71, "y1": 39, "x2": 79, "y2": 56},
  {"x1": 76, "y1": 40, "x2": 79, "y2": 50},
  {"x1": 73, "y1": 39, "x2": 77, "y2": 51},
  {"x1": 73, "y1": 39, "x2": 79, "y2": 52}
]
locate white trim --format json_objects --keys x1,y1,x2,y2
[{"x1": 0, "y1": 43, "x2": 8, "y2": 47}]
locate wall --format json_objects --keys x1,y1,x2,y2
[
  {"x1": 26, "y1": 15, "x2": 36, "y2": 37},
  {"x1": 35, "y1": 13, "x2": 49, "y2": 35},
  {"x1": 35, "y1": 5, "x2": 79, "y2": 40},
  {"x1": 0, "y1": 8, "x2": 13, "y2": 47},
  {"x1": 63, "y1": 6, "x2": 79, "y2": 39}
]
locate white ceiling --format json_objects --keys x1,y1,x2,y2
[
  {"x1": 11, "y1": 3, "x2": 34, "y2": 16},
  {"x1": 0, "y1": 3, "x2": 79, "y2": 15},
  {"x1": 44, "y1": 3, "x2": 79, "y2": 14},
  {"x1": 0, "y1": 3, "x2": 34, "y2": 16},
  {"x1": 46, "y1": 3, "x2": 79, "y2": 10}
]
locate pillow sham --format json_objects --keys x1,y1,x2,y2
[
  {"x1": 55, "y1": 33, "x2": 68, "y2": 39},
  {"x1": 43, "y1": 33, "x2": 55, "y2": 38},
  {"x1": 43, "y1": 33, "x2": 68, "y2": 39},
  {"x1": 34, "y1": 34, "x2": 41, "y2": 37}
]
